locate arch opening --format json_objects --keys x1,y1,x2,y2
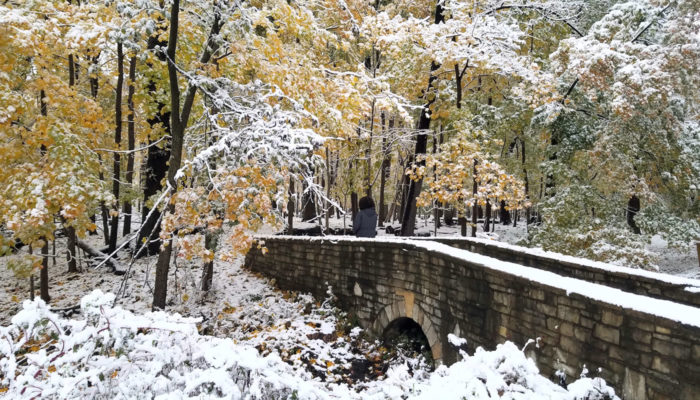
[{"x1": 382, "y1": 317, "x2": 434, "y2": 369}]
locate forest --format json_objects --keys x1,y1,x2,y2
[
  {"x1": 1, "y1": 0, "x2": 699, "y2": 398},
  {"x1": 2, "y1": 0, "x2": 699, "y2": 305}
]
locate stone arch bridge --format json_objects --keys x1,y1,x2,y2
[{"x1": 245, "y1": 236, "x2": 700, "y2": 400}]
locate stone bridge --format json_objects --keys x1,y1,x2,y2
[{"x1": 244, "y1": 236, "x2": 700, "y2": 400}]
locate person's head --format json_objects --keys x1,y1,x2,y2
[{"x1": 359, "y1": 196, "x2": 375, "y2": 210}]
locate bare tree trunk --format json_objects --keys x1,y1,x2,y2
[
  {"x1": 627, "y1": 195, "x2": 641, "y2": 234},
  {"x1": 38, "y1": 90, "x2": 51, "y2": 301},
  {"x1": 201, "y1": 230, "x2": 219, "y2": 291},
  {"x1": 301, "y1": 175, "x2": 317, "y2": 222},
  {"x1": 471, "y1": 161, "x2": 478, "y2": 237},
  {"x1": 325, "y1": 148, "x2": 332, "y2": 230},
  {"x1": 123, "y1": 55, "x2": 136, "y2": 236},
  {"x1": 500, "y1": 200, "x2": 511, "y2": 225},
  {"x1": 287, "y1": 177, "x2": 295, "y2": 233},
  {"x1": 521, "y1": 139, "x2": 530, "y2": 226},
  {"x1": 351, "y1": 191, "x2": 359, "y2": 224},
  {"x1": 365, "y1": 100, "x2": 375, "y2": 198},
  {"x1": 87, "y1": 55, "x2": 111, "y2": 245},
  {"x1": 484, "y1": 200, "x2": 492, "y2": 232},
  {"x1": 66, "y1": 54, "x2": 78, "y2": 272},
  {"x1": 40, "y1": 239, "x2": 50, "y2": 302},
  {"x1": 109, "y1": 42, "x2": 124, "y2": 253},
  {"x1": 66, "y1": 226, "x2": 77, "y2": 272},
  {"x1": 378, "y1": 115, "x2": 392, "y2": 226}
]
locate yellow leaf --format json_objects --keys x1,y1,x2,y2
[
  {"x1": 47, "y1": 365, "x2": 56, "y2": 373},
  {"x1": 111, "y1": 370, "x2": 118, "y2": 379},
  {"x1": 11, "y1": 295, "x2": 18, "y2": 303},
  {"x1": 182, "y1": 294, "x2": 189, "y2": 302}
]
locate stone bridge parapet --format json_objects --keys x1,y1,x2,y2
[
  {"x1": 419, "y1": 237, "x2": 700, "y2": 308},
  {"x1": 245, "y1": 236, "x2": 700, "y2": 400}
]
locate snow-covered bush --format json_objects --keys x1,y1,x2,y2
[
  {"x1": 0, "y1": 292, "x2": 620, "y2": 399},
  {"x1": 528, "y1": 186, "x2": 658, "y2": 269},
  {"x1": 0, "y1": 291, "x2": 314, "y2": 399}
]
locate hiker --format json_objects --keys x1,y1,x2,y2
[{"x1": 353, "y1": 196, "x2": 378, "y2": 238}]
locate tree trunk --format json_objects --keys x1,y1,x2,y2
[
  {"x1": 201, "y1": 230, "x2": 219, "y2": 291},
  {"x1": 484, "y1": 200, "x2": 492, "y2": 232},
  {"x1": 137, "y1": 29, "x2": 172, "y2": 257},
  {"x1": 287, "y1": 177, "x2": 295, "y2": 233},
  {"x1": 87, "y1": 54, "x2": 111, "y2": 245},
  {"x1": 109, "y1": 42, "x2": 124, "y2": 253},
  {"x1": 432, "y1": 131, "x2": 441, "y2": 231},
  {"x1": 123, "y1": 55, "x2": 136, "y2": 236},
  {"x1": 400, "y1": 4, "x2": 444, "y2": 236},
  {"x1": 351, "y1": 191, "x2": 359, "y2": 224},
  {"x1": 66, "y1": 225, "x2": 77, "y2": 273},
  {"x1": 40, "y1": 239, "x2": 50, "y2": 302},
  {"x1": 325, "y1": 148, "x2": 332, "y2": 230},
  {"x1": 500, "y1": 200, "x2": 511, "y2": 225},
  {"x1": 66, "y1": 54, "x2": 79, "y2": 272},
  {"x1": 471, "y1": 161, "x2": 478, "y2": 237},
  {"x1": 398, "y1": 161, "x2": 409, "y2": 224},
  {"x1": 365, "y1": 100, "x2": 375, "y2": 197},
  {"x1": 445, "y1": 206, "x2": 455, "y2": 226},
  {"x1": 378, "y1": 115, "x2": 392, "y2": 226},
  {"x1": 400, "y1": 69, "x2": 437, "y2": 236},
  {"x1": 301, "y1": 177, "x2": 317, "y2": 222},
  {"x1": 627, "y1": 195, "x2": 641, "y2": 234},
  {"x1": 153, "y1": 1, "x2": 222, "y2": 310},
  {"x1": 76, "y1": 238, "x2": 125, "y2": 273}
]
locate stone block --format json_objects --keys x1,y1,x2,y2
[
  {"x1": 652, "y1": 339, "x2": 690, "y2": 359},
  {"x1": 580, "y1": 317, "x2": 595, "y2": 329},
  {"x1": 529, "y1": 289, "x2": 546, "y2": 301},
  {"x1": 651, "y1": 356, "x2": 672, "y2": 374},
  {"x1": 631, "y1": 329, "x2": 652, "y2": 345},
  {"x1": 594, "y1": 324, "x2": 620, "y2": 345},
  {"x1": 559, "y1": 322, "x2": 574, "y2": 337},
  {"x1": 655, "y1": 325, "x2": 672, "y2": 335},
  {"x1": 559, "y1": 336, "x2": 581, "y2": 354},
  {"x1": 498, "y1": 325, "x2": 508, "y2": 339},
  {"x1": 537, "y1": 303, "x2": 557, "y2": 317},
  {"x1": 635, "y1": 320, "x2": 655, "y2": 332},
  {"x1": 602, "y1": 310, "x2": 624, "y2": 327},
  {"x1": 426, "y1": 326, "x2": 439, "y2": 347},
  {"x1": 608, "y1": 344, "x2": 625, "y2": 361},
  {"x1": 693, "y1": 345, "x2": 700, "y2": 362},
  {"x1": 572, "y1": 326, "x2": 589, "y2": 342}
]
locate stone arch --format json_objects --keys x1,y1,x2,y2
[{"x1": 371, "y1": 300, "x2": 443, "y2": 363}]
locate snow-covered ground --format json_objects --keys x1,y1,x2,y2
[{"x1": 0, "y1": 221, "x2": 623, "y2": 399}]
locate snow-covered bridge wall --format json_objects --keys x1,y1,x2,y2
[
  {"x1": 420, "y1": 237, "x2": 700, "y2": 308},
  {"x1": 245, "y1": 236, "x2": 700, "y2": 400}
]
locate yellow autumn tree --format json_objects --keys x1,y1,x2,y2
[
  {"x1": 407, "y1": 129, "x2": 529, "y2": 225},
  {"x1": 0, "y1": 2, "x2": 113, "y2": 300}
]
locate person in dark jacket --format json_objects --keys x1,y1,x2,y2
[{"x1": 354, "y1": 196, "x2": 378, "y2": 238}]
